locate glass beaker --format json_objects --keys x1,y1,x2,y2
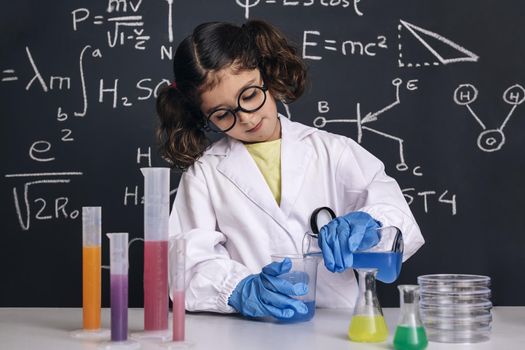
[
  {"x1": 303, "y1": 224, "x2": 403, "y2": 283},
  {"x1": 393, "y1": 285, "x2": 428, "y2": 350},
  {"x1": 352, "y1": 226, "x2": 404, "y2": 283},
  {"x1": 348, "y1": 268, "x2": 389, "y2": 342},
  {"x1": 270, "y1": 254, "x2": 320, "y2": 323}
]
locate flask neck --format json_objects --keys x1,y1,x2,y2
[
  {"x1": 358, "y1": 269, "x2": 377, "y2": 294},
  {"x1": 397, "y1": 285, "x2": 423, "y2": 327},
  {"x1": 354, "y1": 269, "x2": 383, "y2": 316}
]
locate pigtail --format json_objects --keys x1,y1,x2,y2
[
  {"x1": 244, "y1": 20, "x2": 308, "y2": 103},
  {"x1": 156, "y1": 84, "x2": 209, "y2": 171}
]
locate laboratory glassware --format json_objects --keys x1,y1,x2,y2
[
  {"x1": 351, "y1": 225, "x2": 403, "y2": 283},
  {"x1": 70, "y1": 207, "x2": 110, "y2": 339},
  {"x1": 172, "y1": 239, "x2": 186, "y2": 341},
  {"x1": 418, "y1": 274, "x2": 492, "y2": 343},
  {"x1": 393, "y1": 285, "x2": 428, "y2": 350},
  {"x1": 102, "y1": 232, "x2": 139, "y2": 350},
  {"x1": 134, "y1": 167, "x2": 170, "y2": 340},
  {"x1": 304, "y1": 206, "x2": 404, "y2": 283},
  {"x1": 271, "y1": 254, "x2": 321, "y2": 322},
  {"x1": 348, "y1": 268, "x2": 389, "y2": 342},
  {"x1": 161, "y1": 239, "x2": 192, "y2": 349}
]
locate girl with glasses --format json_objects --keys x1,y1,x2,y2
[{"x1": 157, "y1": 20, "x2": 424, "y2": 320}]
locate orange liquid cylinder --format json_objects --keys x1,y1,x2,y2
[{"x1": 82, "y1": 246, "x2": 101, "y2": 329}]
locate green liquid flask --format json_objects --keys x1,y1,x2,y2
[
  {"x1": 348, "y1": 268, "x2": 389, "y2": 342},
  {"x1": 393, "y1": 285, "x2": 428, "y2": 350}
]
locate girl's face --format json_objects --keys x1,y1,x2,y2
[{"x1": 200, "y1": 66, "x2": 280, "y2": 143}]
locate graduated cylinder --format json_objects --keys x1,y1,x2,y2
[
  {"x1": 107, "y1": 232, "x2": 129, "y2": 342},
  {"x1": 82, "y1": 207, "x2": 102, "y2": 330},
  {"x1": 141, "y1": 167, "x2": 170, "y2": 331}
]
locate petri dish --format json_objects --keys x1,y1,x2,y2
[
  {"x1": 418, "y1": 274, "x2": 490, "y2": 287},
  {"x1": 425, "y1": 327, "x2": 491, "y2": 343}
]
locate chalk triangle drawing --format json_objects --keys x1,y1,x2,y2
[{"x1": 399, "y1": 19, "x2": 479, "y2": 65}]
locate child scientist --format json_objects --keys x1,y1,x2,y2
[{"x1": 157, "y1": 20, "x2": 425, "y2": 319}]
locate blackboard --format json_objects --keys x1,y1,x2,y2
[{"x1": 2, "y1": 0, "x2": 524, "y2": 308}]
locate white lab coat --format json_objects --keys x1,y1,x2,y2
[{"x1": 169, "y1": 115, "x2": 424, "y2": 312}]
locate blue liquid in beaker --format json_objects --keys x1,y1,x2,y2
[
  {"x1": 353, "y1": 252, "x2": 402, "y2": 283},
  {"x1": 277, "y1": 300, "x2": 316, "y2": 323}
]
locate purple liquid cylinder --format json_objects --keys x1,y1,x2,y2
[{"x1": 110, "y1": 274, "x2": 128, "y2": 341}]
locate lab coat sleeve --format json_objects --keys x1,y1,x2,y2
[
  {"x1": 336, "y1": 138, "x2": 425, "y2": 261},
  {"x1": 169, "y1": 168, "x2": 251, "y2": 313}
]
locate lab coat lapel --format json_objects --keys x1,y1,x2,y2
[
  {"x1": 217, "y1": 138, "x2": 290, "y2": 232},
  {"x1": 280, "y1": 117, "x2": 314, "y2": 218}
]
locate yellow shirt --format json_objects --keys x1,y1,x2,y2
[{"x1": 244, "y1": 139, "x2": 282, "y2": 204}]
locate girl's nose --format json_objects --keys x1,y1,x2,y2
[{"x1": 237, "y1": 110, "x2": 255, "y2": 124}]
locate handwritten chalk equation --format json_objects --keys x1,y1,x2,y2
[
  {"x1": 5, "y1": 172, "x2": 83, "y2": 231},
  {"x1": 313, "y1": 78, "x2": 420, "y2": 173},
  {"x1": 72, "y1": 0, "x2": 150, "y2": 50},
  {"x1": 22, "y1": 45, "x2": 102, "y2": 121},
  {"x1": 236, "y1": 0, "x2": 364, "y2": 20},
  {"x1": 299, "y1": 18, "x2": 479, "y2": 65},
  {"x1": 303, "y1": 31, "x2": 388, "y2": 60},
  {"x1": 453, "y1": 83, "x2": 525, "y2": 152},
  {"x1": 99, "y1": 78, "x2": 171, "y2": 108},
  {"x1": 7, "y1": 45, "x2": 170, "y2": 111}
]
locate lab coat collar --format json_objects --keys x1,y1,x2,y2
[
  {"x1": 279, "y1": 113, "x2": 317, "y2": 142},
  {"x1": 215, "y1": 115, "x2": 316, "y2": 234}
]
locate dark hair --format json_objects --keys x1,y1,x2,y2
[{"x1": 156, "y1": 20, "x2": 308, "y2": 171}]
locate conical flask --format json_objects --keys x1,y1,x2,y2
[
  {"x1": 348, "y1": 268, "x2": 389, "y2": 342},
  {"x1": 393, "y1": 285, "x2": 428, "y2": 350}
]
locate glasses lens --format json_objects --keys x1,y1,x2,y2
[
  {"x1": 208, "y1": 109, "x2": 236, "y2": 132},
  {"x1": 239, "y1": 86, "x2": 266, "y2": 112}
]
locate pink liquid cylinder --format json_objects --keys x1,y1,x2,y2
[
  {"x1": 144, "y1": 240, "x2": 168, "y2": 330},
  {"x1": 110, "y1": 274, "x2": 128, "y2": 341},
  {"x1": 172, "y1": 290, "x2": 185, "y2": 341}
]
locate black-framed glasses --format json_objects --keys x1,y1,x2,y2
[{"x1": 205, "y1": 84, "x2": 268, "y2": 132}]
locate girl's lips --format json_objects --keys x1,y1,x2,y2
[{"x1": 246, "y1": 120, "x2": 263, "y2": 133}]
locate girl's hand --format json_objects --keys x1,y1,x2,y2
[
  {"x1": 227, "y1": 258, "x2": 309, "y2": 319},
  {"x1": 319, "y1": 211, "x2": 381, "y2": 272}
]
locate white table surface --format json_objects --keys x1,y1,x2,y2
[{"x1": 1, "y1": 307, "x2": 524, "y2": 349}]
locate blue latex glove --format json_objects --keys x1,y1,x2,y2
[
  {"x1": 228, "y1": 258, "x2": 309, "y2": 319},
  {"x1": 319, "y1": 211, "x2": 381, "y2": 273}
]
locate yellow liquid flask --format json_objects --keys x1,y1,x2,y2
[{"x1": 348, "y1": 268, "x2": 389, "y2": 342}]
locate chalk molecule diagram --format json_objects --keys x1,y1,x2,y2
[
  {"x1": 313, "y1": 78, "x2": 419, "y2": 173},
  {"x1": 453, "y1": 83, "x2": 525, "y2": 152}
]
